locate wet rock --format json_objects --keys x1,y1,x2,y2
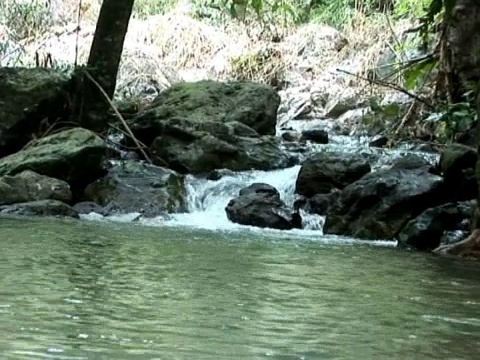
[
  {"x1": 295, "y1": 152, "x2": 371, "y2": 197},
  {"x1": 300, "y1": 129, "x2": 329, "y2": 144},
  {"x1": 434, "y1": 229, "x2": 480, "y2": 260},
  {"x1": 308, "y1": 191, "x2": 340, "y2": 215},
  {"x1": 391, "y1": 153, "x2": 436, "y2": 172},
  {"x1": 0, "y1": 67, "x2": 70, "y2": 157},
  {"x1": 323, "y1": 167, "x2": 445, "y2": 240},
  {"x1": 397, "y1": 201, "x2": 474, "y2": 251},
  {"x1": 0, "y1": 170, "x2": 71, "y2": 205},
  {"x1": 226, "y1": 183, "x2": 301, "y2": 230},
  {"x1": 148, "y1": 118, "x2": 293, "y2": 174},
  {"x1": 369, "y1": 135, "x2": 388, "y2": 148},
  {"x1": 84, "y1": 160, "x2": 186, "y2": 217},
  {"x1": 0, "y1": 199, "x2": 79, "y2": 218},
  {"x1": 73, "y1": 201, "x2": 107, "y2": 215},
  {"x1": 281, "y1": 130, "x2": 301, "y2": 142},
  {"x1": 295, "y1": 191, "x2": 340, "y2": 216},
  {"x1": 131, "y1": 80, "x2": 279, "y2": 138},
  {"x1": 440, "y1": 143, "x2": 477, "y2": 201},
  {"x1": 0, "y1": 128, "x2": 107, "y2": 195}
]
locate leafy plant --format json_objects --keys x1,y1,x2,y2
[{"x1": 424, "y1": 91, "x2": 477, "y2": 141}]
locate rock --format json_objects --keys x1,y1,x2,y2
[
  {"x1": 73, "y1": 201, "x2": 106, "y2": 215},
  {"x1": 308, "y1": 191, "x2": 340, "y2": 215},
  {"x1": 369, "y1": 135, "x2": 388, "y2": 148},
  {"x1": 440, "y1": 143, "x2": 477, "y2": 201},
  {"x1": 397, "y1": 201, "x2": 474, "y2": 251},
  {"x1": 0, "y1": 199, "x2": 79, "y2": 218},
  {"x1": 131, "y1": 80, "x2": 280, "y2": 138},
  {"x1": 336, "y1": 107, "x2": 372, "y2": 134},
  {"x1": 84, "y1": 160, "x2": 186, "y2": 217},
  {"x1": 0, "y1": 128, "x2": 107, "y2": 195},
  {"x1": 295, "y1": 152, "x2": 371, "y2": 197},
  {"x1": 225, "y1": 183, "x2": 301, "y2": 230},
  {"x1": 441, "y1": 143, "x2": 477, "y2": 177},
  {"x1": 300, "y1": 129, "x2": 329, "y2": 144},
  {"x1": 434, "y1": 229, "x2": 480, "y2": 260},
  {"x1": 148, "y1": 118, "x2": 293, "y2": 174},
  {"x1": 0, "y1": 170, "x2": 71, "y2": 205},
  {"x1": 323, "y1": 167, "x2": 445, "y2": 240},
  {"x1": 324, "y1": 91, "x2": 360, "y2": 118},
  {"x1": 0, "y1": 67, "x2": 70, "y2": 157},
  {"x1": 391, "y1": 153, "x2": 436, "y2": 172},
  {"x1": 281, "y1": 130, "x2": 300, "y2": 142},
  {"x1": 125, "y1": 81, "x2": 293, "y2": 174}
]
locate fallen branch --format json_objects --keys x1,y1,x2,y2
[
  {"x1": 83, "y1": 70, "x2": 152, "y2": 164},
  {"x1": 336, "y1": 68, "x2": 435, "y2": 109}
]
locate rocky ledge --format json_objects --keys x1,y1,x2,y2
[{"x1": 1, "y1": 67, "x2": 479, "y2": 261}]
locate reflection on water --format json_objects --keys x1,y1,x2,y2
[{"x1": 0, "y1": 216, "x2": 479, "y2": 359}]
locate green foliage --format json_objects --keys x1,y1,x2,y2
[
  {"x1": 0, "y1": 0, "x2": 53, "y2": 40},
  {"x1": 362, "y1": 98, "x2": 403, "y2": 133},
  {"x1": 403, "y1": 57, "x2": 437, "y2": 90},
  {"x1": 424, "y1": 91, "x2": 477, "y2": 142}
]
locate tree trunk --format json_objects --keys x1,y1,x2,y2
[
  {"x1": 449, "y1": 1, "x2": 480, "y2": 234},
  {"x1": 78, "y1": 0, "x2": 134, "y2": 132}
]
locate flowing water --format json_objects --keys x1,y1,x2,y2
[
  {"x1": 2, "y1": 132, "x2": 476, "y2": 359},
  {"x1": 0, "y1": 217, "x2": 479, "y2": 359}
]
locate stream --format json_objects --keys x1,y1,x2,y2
[{"x1": 1, "y1": 127, "x2": 479, "y2": 359}]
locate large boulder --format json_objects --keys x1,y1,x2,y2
[
  {"x1": 0, "y1": 128, "x2": 107, "y2": 194},
  {"x1": 83, "y1": 160, "x2": 186, "y2": 217},
  {"x1": 147, "y1": 118, "x2": 292, "y2": 174},
  {"x1": 0, "y1": 199, "x2": 79, "y2": 218},
  {"x1": 0, "y1": 67, "x2": 70, "y2": 157},
  {"x1": 126, "y1": 81, "x2": 290, "y2": 174},
  {"x1": 226, "y1": 183, "x2": 302, "y2": 230},
  {"x1": 323, "y1": 168, "x2": 446, "y2": 240},
  {"x1": 0, "y1": 170, "x2": 71, "y2": 205},
  {"x1": 440, "y1": 143, "x2": 477, "y2": 202},
  {"x1": 131, "y1": 80, "x2": 280, "y2": 138},
  {"x1": 295, "y1": 152, "x2": 371, "y2": 197},
  {"x1": 397, "y1": 201, "x2": 474, "y2": 251}
]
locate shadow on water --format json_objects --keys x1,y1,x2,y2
[{"x1": 0, "y1": 216, "x2": 479, "y2": 359}]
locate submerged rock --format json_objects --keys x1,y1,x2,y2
[
  {"x1": 0, "y1": 199, "x2": 79, "y2": 218},
  {"x1": 295, "y1": 152, "x2": 371, "y2": 197},
  {"x1": 226, "y1": 183, "x2": 301, "y2": 230},
  {"x1": 323, "y1": 167, "x2": 445, "y2": 240},
  {"x1": 0, "y1": 67, "x2": 70, "y2": 157},
  {"x1": 84, "y1": 160, "x2": 186, "y2": 217},
  {"x1": 0, "y1": 170, "x2": 71, "y2": 205},
  {"x1": 0, "y1": 128, "x2": 107, "y2": 194},
  {"x1": 397, "y1": 201, "x2": 474, "y2": 251}
]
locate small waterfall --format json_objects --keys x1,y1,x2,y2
[{"x1": 155, "y1": 166, "x2": 325, "y2": 232}]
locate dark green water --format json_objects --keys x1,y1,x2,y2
[{"x1": 0, "y1": 217, "x2": 479, "y2": 359}]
